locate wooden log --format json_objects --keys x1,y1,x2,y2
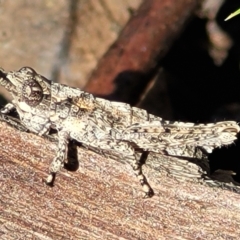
[{"x1": 1, "y1": 118, "x2": 240, "y2": 239}]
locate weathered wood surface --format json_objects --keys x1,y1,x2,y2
[{"x1": 1, "y1": 120, "x2": 240, "y2": 239}]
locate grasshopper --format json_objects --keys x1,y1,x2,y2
[{"x1": 0, "y1": 67, "x2": 239, "y2": 197}]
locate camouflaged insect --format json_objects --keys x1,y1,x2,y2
[{"x1": 0, "y1": 67, "x2": 239, "y2": 197}]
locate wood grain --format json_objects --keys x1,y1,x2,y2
[{"x1": 1, "y1": 121, "x2": 240, "y2": 239}]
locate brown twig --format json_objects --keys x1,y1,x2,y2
[{"x1": 85, "y1": 0, "x2": 201, "y2": 104}]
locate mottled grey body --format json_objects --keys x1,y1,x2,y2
[{"x1": 0, "y1": 67, "x2": 239, "y2": 197}]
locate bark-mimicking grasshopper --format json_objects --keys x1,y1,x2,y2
[{"x1": 0, "y1": 67, "x2": 239, "y2": 197}]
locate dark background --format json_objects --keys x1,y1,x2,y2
[{"x1": 159, "y1": 1, "x2": 240, "y2": 181}]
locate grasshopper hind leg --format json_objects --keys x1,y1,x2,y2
[
  {"x1": 131, "y1": 151, "x2": 154, "y2": 198},
  {"x1": 95, "y1": 139, "x2": 154, "y2": 197}
]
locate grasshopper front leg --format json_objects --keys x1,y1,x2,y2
[
  {"x1": 1, "y1": 103, "x2": 16, "y2": 114},
  {"x1": 46, "y1": 130, "x2": 69, "y2": 185}
]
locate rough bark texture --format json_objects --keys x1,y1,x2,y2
[{"x1": 1, "y1": 119, "x2": 240, "y2": 239}]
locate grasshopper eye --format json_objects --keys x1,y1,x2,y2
[
  {"x1": 19, "y1": 67, "x2": 36, "y2": 75},
  {"x1": 22, "y1": 79, "x2": 43, "y2": 106}
]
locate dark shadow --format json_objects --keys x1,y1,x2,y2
[
  {"x1": 0, "y1": 95, "x2": 8, "y2": 108},
  {"x1": 209, "y1": 136, "x2": 240, "y2": 183},
  {"x1": 139, "y1": 151, "x2": 149, "y2": 166},
  {"x1": 162, "y1": 16, "x2": 240, "y2": 123},
  {"x1": 64, "y1": 140, "x2": 79, "y2": 172},
  {"x1": 100, "y1": 71, "x2": 151, "y2": 106}
]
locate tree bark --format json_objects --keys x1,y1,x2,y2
[{"x1": 1, "y1": 118, "x2": 240, "y2": 239}]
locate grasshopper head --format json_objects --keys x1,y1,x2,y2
[{"x1": 0, "y1": 67, "x2": 51, "y2": 107}]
